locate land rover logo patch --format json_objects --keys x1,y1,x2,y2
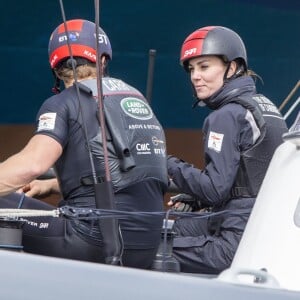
[{"x1": 120, "y1": 97, "x2": 153, "y2": 120}]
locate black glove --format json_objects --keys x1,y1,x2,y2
[{"x1": 169, "y1": 193, "x2": 202, "y2": 212}]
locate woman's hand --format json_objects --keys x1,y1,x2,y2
[{"x1": 168, "y1": 193, "x2": 202, "y2": 212}]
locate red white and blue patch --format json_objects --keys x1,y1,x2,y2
[{"x1": 208, "y1": 131, "x2": 224, "y2": 152}]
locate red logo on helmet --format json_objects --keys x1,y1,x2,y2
[
  {"x1": 183, "y1": 48, "x2": 197, "y2": 58},
  {"x1": 83, "y1": 50, "x2": 96, "y2": 61},
  {"x1": 50, "y1": 54, "x2": 58, "y2": 68}
]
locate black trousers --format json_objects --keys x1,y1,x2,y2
[{"x1": 172, "y1": 210, "x2": 250, "y2": 274}]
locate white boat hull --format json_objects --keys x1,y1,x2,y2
[{"x1": 228, "y1": 138, "x2": 300, "y2": 291}]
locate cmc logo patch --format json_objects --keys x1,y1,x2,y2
[{"x1": 120, "y1": 98, "x2": 153, "y2": 120}]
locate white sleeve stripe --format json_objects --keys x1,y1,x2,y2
[{"x1": 245, "y1": 110, "x2": 261, "y2": 144}]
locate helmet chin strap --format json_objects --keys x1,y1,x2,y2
[
  {"x1": 223, "y1": 60, "x2": 245, "y2": 83},
  {"x1": 51, "y1": 70, "x2": 61, "y2": 94},
  {"x1": 191, "y1": 85, "x2": 206, "y2": 108}
]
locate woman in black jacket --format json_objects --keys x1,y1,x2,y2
[{"x1": 167, "y1": 26, "x2": 288, "y2": 274}]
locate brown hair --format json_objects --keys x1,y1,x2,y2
[
  {"x1": 220, "y1": 55, "x2": 260, "y2": 80},
  {"x1": 54, "y1": 64, "x2": 98, "y2": 86}
]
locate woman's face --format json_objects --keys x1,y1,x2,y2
[{"x1": 188, "y1": 55, "x2": 230, "y2": 100}]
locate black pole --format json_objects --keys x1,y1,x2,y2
[{"x1": 146, "y1": 49, "x2": 156, "y2": 104}]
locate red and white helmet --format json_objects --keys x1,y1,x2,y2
[
  {"x1": 180, "y1": 26, "x2": 247, "y2": 70},
  {"x1": 48, "y1": 19, "x2": 112, "y2": 69}
]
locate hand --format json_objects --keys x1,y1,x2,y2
[{"x1": 167, "y1": 193, "x2": 201, "y2": 212}]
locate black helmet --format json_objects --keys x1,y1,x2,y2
[
  {"x1": 48, "y1": 19, "x2": 112, "y2": 69},
  {"x1": 180, "y1": 26, "x2": 247, "y2": 70}
]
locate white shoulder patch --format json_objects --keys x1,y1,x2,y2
[
  {"x1": 207, "y1": 131, "x2": 224, "y2": 152},
  {"x1": 37, "y1": 112, "x2": 56, "y2": 131}
]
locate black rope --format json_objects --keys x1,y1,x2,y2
[
  {"x1": 59, "y1": 205, "x2": 250, "y2": 222},
  {"x1": 58, "y1": 0, "x2": 99, "y2": 185}
]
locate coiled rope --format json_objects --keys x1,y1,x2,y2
[{"x1": 0, "y1": 208, "x2": 60, "y2": 218}]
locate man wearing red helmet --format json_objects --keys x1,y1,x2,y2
[
  {"x1": 0, "y1": 19, "x2": 168, "y2": 269},
  {"x1": 167, "y1": 26, "x2": 288, "y2": 274}
]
